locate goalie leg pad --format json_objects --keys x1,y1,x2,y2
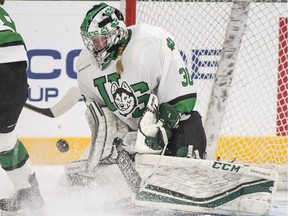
[
  {"x1": 66, "y1": 101, "x2": 129, "y2": 176},
  {"x1": 87, "y1": 102, "x2": 129, "y2": 161},
  {"x1": 135, "y1": 154, "x2": 278, "y2": 216}
]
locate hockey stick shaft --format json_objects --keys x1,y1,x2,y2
[
  {"x1": 114, "y1": 138, "x2": 142, "y2": 193},
  {"x1": 65, "y1": 137, "x2": 143, "y2": 192},
  {"x1": 24, "y1": 86, "x2": 81, "y2": 118}
]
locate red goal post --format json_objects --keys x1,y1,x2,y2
[
  {"x1": 121, "y1": 0, "x2": 287, "y2": 188},
  {"x1": 125, "y1": 0, "x2": 136, "y2": 26}
]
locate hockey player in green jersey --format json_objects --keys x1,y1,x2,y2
[
  {"x1": 0, "y1": 0, "x2": 44, "y2": 213},
  {"x1": 76, "y1": 3, "x2": 207, "y2": 163}
]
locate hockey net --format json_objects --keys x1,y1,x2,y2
[{"x1": 121, "y1": 0, "x2": 287, "y2": 188}]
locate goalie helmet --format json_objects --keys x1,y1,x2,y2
[{"x1": 80, "y1": 3, "x2": 128, "y2": 70}]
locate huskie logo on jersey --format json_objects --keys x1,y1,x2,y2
[{"x1": 111, "y1": 81, "x2": 137, "y2": 117}]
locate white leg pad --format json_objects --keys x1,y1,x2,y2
[{"x1": 69, "y1": 101, "x2": 129, "y2": 175}]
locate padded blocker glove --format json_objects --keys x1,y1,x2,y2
[{"x1": 134, "y1": 94, "x2": 180, "y2": 154}]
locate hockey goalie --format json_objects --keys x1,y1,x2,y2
[{"x1": 64, "y1": 3, "x2": 278, "y2": 216}]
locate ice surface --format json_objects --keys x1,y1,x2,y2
[{"x1": 0, "y1": 165, "x2": 287, "y2": 216}]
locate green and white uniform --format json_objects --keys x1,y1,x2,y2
[
  {"x1": 0, "y1": 6, "x2": 27, "y2": 63},
  {"x1": 0, "y1": 6, "x2": 36, "y2": 202},
  {"x1": 77, "y1": 23, "x2": 197, "y2": 130}
]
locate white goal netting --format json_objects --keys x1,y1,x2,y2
[{"x1": 121, "y1": 0, "x2": 287, "y2": 187}]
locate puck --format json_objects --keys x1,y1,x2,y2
[{"x1": 56, "y1": 139, "x2": 69, "y2": 153}]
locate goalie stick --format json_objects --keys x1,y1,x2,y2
[
  {"x1": 114, "y1": 137, "x2": 142, "y2": 193},
  {"x1": 64, "y1": 137, "x2": 143, "y2": 192},
  {"x1": 24, "y1": 86, "x2": 81, "y2": 118}
]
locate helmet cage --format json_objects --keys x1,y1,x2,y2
[{"x1": 80, "y1": 4, "x2": 128, "y2": 69}]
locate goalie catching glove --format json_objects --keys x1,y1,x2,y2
[{"x1": 129, "y1": 94, "x2": 180, "y2": 154}]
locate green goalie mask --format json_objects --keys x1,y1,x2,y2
[{"x1": 80, "y1": 3, "x2": 128, "y2": 70}]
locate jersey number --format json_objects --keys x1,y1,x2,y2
[{"x1": 179, "y1": 67, "x2": 193, "y2": 86}]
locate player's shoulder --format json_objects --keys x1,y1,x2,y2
[
  {"x1": 0, "y1": 6, "x2": 5, "y2": 12},
  {"x1": 0, "y1": 6, "x2": 9, "y2": 16},
  {"x1": 78, "y1": 47, "x2": 91, "y2": 59},
  {"x1": 129, "y1": 23, "x2": 170, "y2": 40},
  {"x1": 76, "y1": 47, "x2": 97, "y2": 74}
]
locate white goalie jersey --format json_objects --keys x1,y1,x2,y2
[{"x1": 76, "y1": 23, "x2": 197, "y2": 130}]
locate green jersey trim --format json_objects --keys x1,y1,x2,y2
[
  {"x1": 0, "y1": 35, "x2": 25, "y2": 48},
  {"x1": 0, "y1": 31, "x2": 24, "y2": 46},
  {"x1": 0, "y1": 7, "x2": 25, "y2": 47},
  {"x1": 168, "y1": 93, "x2": 197, "y2": 114}
]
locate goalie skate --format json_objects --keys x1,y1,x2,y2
[{"x1": 133, "y1": 154, "x2": 278, "y2": 216}]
